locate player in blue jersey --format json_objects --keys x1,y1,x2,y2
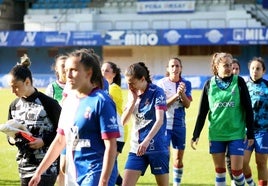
[
  {"x1": 191, "y1": 52, "x2": 254, "y2": 186},
  {"x1": 7, "y1": 54, "x2": 61, "y2": 186},
  {"x1": 29, "y1": 48, "x2": 120, "y2": 186},
  {"x1": 243, "y1": 57, "x2": 268, "y2": 186},
  {"x1": 121, "y1": 62, "x2": 169, "y2": 186},
  {"x1": 157, "y1": 57, "x2": 192, "y2": 186}
]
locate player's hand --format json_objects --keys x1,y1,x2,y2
[
  {"x1": 128, "y1": 89, "x2": 138, "y2": 103},
  {"x1": 29, "y1": 138, "x2": 44, "y2": 149},
  {"x1": 28, "y1": 173, "x2": 41, "y2": 186},
  {"x1": 137, "y1": 140, "x2": 149, "y2": 156},
  {"x1": 246, "y1": 139, "x2": 254, "y2": 148},
  {"x1": 191, "y1": 138, "x2": 199, "y2": 150}
]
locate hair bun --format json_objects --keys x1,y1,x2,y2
[{"x1": 20, "y1": 54, "x2": 31, "y2": 67}]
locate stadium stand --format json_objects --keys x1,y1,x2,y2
[
  {"x1": 0, "y1": 0, "x2": 264, "y2": 32},
  {"x1": 22, "y1": 0, "x2": 267, "y2": 32}
]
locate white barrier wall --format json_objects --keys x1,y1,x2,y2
[
  {"x1": 24, "y1": 9, "x2": 262, "y2": 31},
  {"x1": 102, "y1": 46, "x2": 211, "y2": 78},
  {"x1": 24, "y1": 13, "x2": 94, "y2": 31}
]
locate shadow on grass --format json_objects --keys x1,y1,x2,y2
[{"x1": 0, "y1": 180, "x2": 20, "y2": 186}]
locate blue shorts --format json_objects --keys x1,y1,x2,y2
[
  {"x1": 166, "y1": 127, "x2": 186, "y2": 150},
  {"x1": 245, "y1": 131, "x2": 268, "y2": 154},
  {"x1": 124, "y1": 152, "x2": 169, "y2": 176},
  {"x1": 210, "y1": 139, "x2": 245, "y2": 155}
]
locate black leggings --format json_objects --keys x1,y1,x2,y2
[{"x1": 20, "y1": 175, "x2": 57, "y2": 186}]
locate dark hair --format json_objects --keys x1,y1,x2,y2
[
  {"x1": 68, "y1": 48, "x2": 103, "y2": 89},
  {"x1": 106, "y1": 61, "x2": 121, "y2": 86},
  {"x1": 166, "y1": 57, "x2": 182, "y2": 77},
  {"x1": 248, "y1": 57, "x2": 266, "y2": 71},
  {"x1": 232, "y1": 58, "x2": 240, "y2": 68},
  {"x1": 78, "y1": 48, "x2": 102, "y2": 65},
  {"x1": 9, "y1": 54, "x2": 33, "y2": 84},
  {"x1": 125, "y1": 62, "x2": 152, "y2": 83},
  {"x1": 51, "y1": 54, "x2": 68, "y2": 79}
]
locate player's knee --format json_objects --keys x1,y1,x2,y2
[{"x1": 231, "y1": 169, "x2": 243, "y2": 176}]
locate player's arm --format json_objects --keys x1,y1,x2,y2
[
  {"x1": 99, "y1": 137, "x2": 117, "y2": 186},
  {"x1": 28, "y1": 133, "x2": 66, "y2": 186},
  {"x1": 121, "y1": 90, "x2": 137, "y2": 125}
]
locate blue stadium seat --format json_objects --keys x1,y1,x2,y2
[
  {"x1": 52, "y1": 3, "x2": 60, "y2": 9},
  {"x1": 32, "y1": 3, "x2": 40, "y2": 9},
  {"x1": 61, "y1": 3, "x2": 73, "y2": 9},
  {"x1": 31, "y1": 0, "x2": 91, "y2": 9},
  {"x1": 78, "y1": 3, "x2": 88, "y2": 8}
]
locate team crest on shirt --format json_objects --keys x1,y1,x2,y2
[{"x1": 84, "y1": 107, "x2": 92, "y2": 119}]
